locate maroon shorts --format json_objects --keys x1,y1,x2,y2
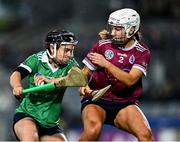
[{"x1": 81, "y1": 97, "x2": 138, "y2": 126}]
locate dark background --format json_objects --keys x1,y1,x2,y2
[{"x1": 0, "y1": 0, "x2": 180, "y2": 140}]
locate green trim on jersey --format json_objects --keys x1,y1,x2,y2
[{"x1": 16, "y1": 51, "x2": 79, "y2": 128}]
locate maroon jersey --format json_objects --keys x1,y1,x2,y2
[{"x1": 82, "y1": 39, "x2": 151, "y2": 103}]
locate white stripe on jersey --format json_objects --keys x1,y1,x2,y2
[
  {"x1": 99, "y1": 39, "x2": 111, "y2": 46},
  {"x1": 133, "y1": 64, "x2": 146, "y2": 76},
  {"x1": 19, "y1": 63, "x2": 32, "y2": 73},
  {"x1": 37, "y1": 51, "x2": 48, "y2": 63},
  {"x1": 82, "y1": 58, "x2": 97, "y2": 71},
  {"x1": 135, "y1": 42, "x2": 147, "y2": 52}
]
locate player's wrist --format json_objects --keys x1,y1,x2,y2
[
  {"x1": 104, "y1": 61, "x2": 111, "y2": 69},
  {"x1": 13, "y1": 85, "x2": 23, "y2": 89}
]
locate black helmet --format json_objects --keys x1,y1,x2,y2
[{"x1": 45, "y1": 29, "x2": 78, "y2": 45}]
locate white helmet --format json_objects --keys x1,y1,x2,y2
[{"x1": 108, "y1": 8, "x2": 140, "y2": 41}]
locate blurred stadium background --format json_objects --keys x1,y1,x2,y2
[{"x1": 0, "y1": 0, "x2": 180, "y2": 141}]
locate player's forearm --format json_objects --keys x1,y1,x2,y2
[
  {"x1": 10, "y1": 71, "x2": 23, "y2": 88},
  {"x1": 105, "y1": 62, "x2": 136, "y2": 87},
  {"x1": 82, "y1": 66, "x2": 92, "y2": 81},
  {"x1": 48, "y1": 77, "x2": 64, "y2": 84}
]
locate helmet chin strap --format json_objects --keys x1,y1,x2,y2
[
  {"x1": 46, "y1": 43, "x2": 57, "y2": 58},
  {"x1": 112, "y1": 28, "x2": 136, "y2": 47},
  {"x1": 46, "y1": 43, "x2": 67, "y2": 68},
  {"x1": 46, "y1": 43, "x2": 65, "y2": 68},
  {"x1": 112, "y1": 36, "x2": 133, "y2": 47}
]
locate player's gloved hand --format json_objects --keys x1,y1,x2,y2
[{"x1": 79, "y1": 85, "x2": 93, "y2": 96}]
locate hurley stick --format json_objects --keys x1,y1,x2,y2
[
  {"x1": 91, "y1": 85, "x2": 111, "y2": 101},
  {"x1": 22, "y1": 67, "x2": 88, "y2": 94}
]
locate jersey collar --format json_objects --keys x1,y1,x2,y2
[
  {"x1": 41, "y1": 51, "x2": 59, "y2": 72},
  {"x1": 41, "y1": 51, "x2": 49, "y2": 63},
  {"x1": 118, "y1": 40, "x2": 138, "y2": 51}
]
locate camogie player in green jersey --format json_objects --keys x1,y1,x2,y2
[{"x1": 10, "y1": 29, "x2": 79, "y2": 141}]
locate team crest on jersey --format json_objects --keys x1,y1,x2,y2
[
  {"x1": 129, "y1": 55, "x2": 135, "y2": 64},
  {"x1": 105, "y1": 50, "x2": 114, "y2": 60}
]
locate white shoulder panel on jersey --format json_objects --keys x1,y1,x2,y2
[
  {"x1": 99, "y1": 39, "x2": 112, "y2": 46},
  {"x1": 135, "y1": 42, "x2": 147, "y2": 52},
  {"x1": 37, "y1": 51, "x2": 44, "y2": 61},
  {"x1": 39, "y1": 51, "x2": 49, "y2": 63}
]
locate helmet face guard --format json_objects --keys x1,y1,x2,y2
[
  {"x1": 107, "y1": 25, "x2": 127, "y2": 45},
  {"x1": 45, "y1": 30, "x2": 78, "y2": 59},
  {"x1": 108, "y1": 8, "x2": 140, "y2": 45}
]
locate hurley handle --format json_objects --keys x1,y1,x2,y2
[{"x1": 22, "y1": 83, "x2": 55, "y2": 94}]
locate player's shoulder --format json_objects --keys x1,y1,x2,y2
[
  {"x1": 98, "y1": 39, "x2": 112, "y2": 47},
  {"x1": 32, "y1": 51, "x2": 47, "y2": 62},
  {"x1": 26, "y1": 51, "x2": 45, "y2": 63},
  {"x1": 36, "y1": 51, "x2": 45, "y2": 59},
  {"x1": 135, "y1": 41, "x2": 150, "y2": 53}
]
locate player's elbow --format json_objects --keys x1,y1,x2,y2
[
  {"x1": 10, "y1": 73, "x2": 15, "y2": 87},
  {"x1": 123, "y1": 77, "x2": 137, "y2": 87},
  {"x1": 10, "y1": 71, "x2": 21, "y2": 85},
  {"x1": 124, "y1": 80, "x2": 135, "y2": 87},
  {"x1": 10, "y1": 71, "x2": 17, "y2": 82}
]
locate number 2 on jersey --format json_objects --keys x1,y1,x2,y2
[{"x1": 118, "y1": 56, "x2": 124, "y2": 63}]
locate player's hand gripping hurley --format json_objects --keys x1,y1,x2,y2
[
  {"x1": 22, "y1": 67, "x2": 88, "y2": 94},
  {"x1": 91, "y1": 85, "x2": 111, "y2": 101},
  {"x1": 22, "y1": 67, "x2": 111, "y2": 101}
]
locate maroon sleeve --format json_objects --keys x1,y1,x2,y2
[
  {"x1": 82, "y1": 42, "x2": 100, "y2": 70},
  {"x1": 133, "y1": 46, "x2": 151, "y2": 76}
]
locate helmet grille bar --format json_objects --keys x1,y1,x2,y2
[{"x1": 45, "y1": 30, "x2": 78, "y2": 45}]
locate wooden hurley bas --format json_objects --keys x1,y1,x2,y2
[{"x1": 22, "y1": 67, "x2": 88, "y2": 94}]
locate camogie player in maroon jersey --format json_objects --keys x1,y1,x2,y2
[{"x1": 79, "y1": 8, "x2": 154, "y2": 141}]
